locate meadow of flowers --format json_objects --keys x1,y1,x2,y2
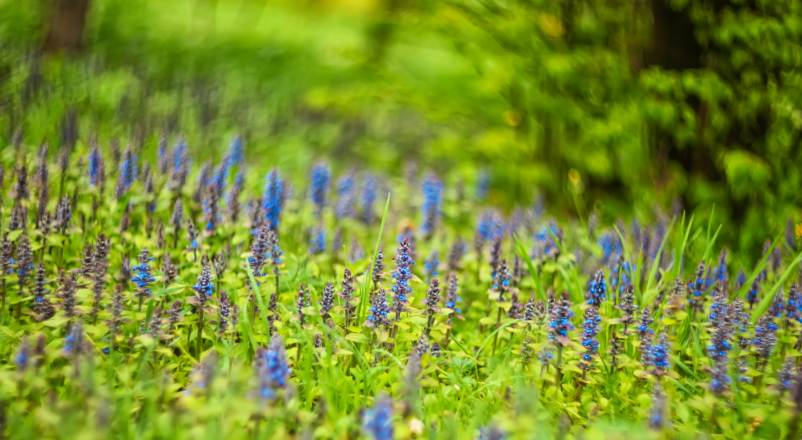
[{"x1": 0, "y1": 134, "x2": 800, "y2": 440}]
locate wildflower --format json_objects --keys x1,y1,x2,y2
[
  {"x1": 194, "y1": 163, "x2": 212, "y2": 204},
  {"x1": 115, "y1": 148, "x2": 137, "y2": 198},
  {"x1": 367, "y1": 288, "x2": 391, "y2": 329},
  {"x1": 162, "y1": 254, "x2": 177, "y2": 286},
  {"x1": 14, "y1": 163, "x2": 29, "y2": 202},
  {"x1": 360, "y1": 174, "x2": 378, "y2": 224},
  {"x1": 80, "y1": 245, "x2": 94, "y2": 278},
  {"x1": 780, "y1": 360, "x2": 796, "y2": 392},
  {"x1": 787, "y1": 285, "x2": 802, "y2": 324},
  {"x1": 187, "y1": 219, "x2": 199, "y2": 250},
  {"x1": 157, "y1": 136, "x2": 169, "y2": 175},
  {"x1": 54, "y1": 196, "x2": 71, "y2": 234},
  {"x1": 638, "y1": 308, "x2": 654, "y2": 365},
  {"x1": 714, "y1": 249, "x2": 728, "y2": 286},
  {"x1": 202, "y1": 184, "x2": 221, "y2": 233},
  {"x1": 688, "y1": 262, "x2": 706, "y2": 310},
  {"x1": 710, "y1": 360, "x2": 730, "y2": 395},
  {"x1": 650, "y1": 221, "x2": 667, "y2": 263},
  {"x1": 425, "y1": 278, "x2": 440, "y2": 334},
  {"x1": 475, "y1": 170, "x2": 490, "y2": 201},
  {"x1": 444, "y1": 272, "x2": 462, "y2": 316},
  {"x1": 16, "y1": 337, "x2": 31, "y2": 372},
  {"x1": 362, "y1": 394, "x2": 393, "y2": 440},
  {"x1": 614, "y1": 261, "x2": 635, "y2": 295},
  {"x1": 788, "y1": 220, "x2": 798, "y2": 251},
  {"x1": 548, "y1": 292, "x2": 573, "y2": 346},
  {"x1": 145, "y1": 173, "x2": 156, "y2": 219},
  {"x1": 534, "y1": 222, "x2": 562, "y2": 259},
  {"x1": 64, "y1": 321, "x2": 85, "y2": 355},
  {"x1": 424, "y1": 251, "x2": 439, "y2": 280},
  {"x1": 109, "y1": 285, "x2": 124, "y2": 340},
  {"x1": 296, "y1": 284, "x2": 310, "y2": 326},
  {"x1": 320, "y1": 282, "x2": 335, "y2": 322},
  {"x1": 188, "y1": 352, "x2": 217, "y2": 395},
  {"x1": 706, "y1": 292, "x2": 733, "y2": 394},
  {"x1": 1, "y1": 236, "x2": 14, "y2": 276},
  {"x1": 478, "y1": 424, "x2": 507, "y2": 440},
  {"x1": 267, "y1": 229, "x2": 283, "y2": 271},
  {"x1": 372, "y1": 249, "x2": 385, "y2": 288},
  {"x1": 335, "y1": 173, "x2": 355, "y2": 218},
  {"x1": 391, "y1": 238, "x2": 414, "y2": 318},
  {"x1": 447, "y1": 239, "x2": 466, "y2": 272},
  {"x1": 15, "y1": 234, "x2": 34, "y2": 284},
  {"x1": 579, "y1": 305, "x2": 601, "y2": 373},
  {"x1": 619, "y1": 284, "x2": 637, "y2": 332},
  {"x1": 650, "y1": 333, "x2": 669, "y2": 377},
  {"x1": 211, "y1": 161, "x2": 228, "y2": 196},
  {"x1": 132, "y1": 249, "x2": 156, "y2": 305},
  {"x1": 350, "y1": 239, "x2": 365, "y2": 262},
  {"x1": 610, "y1": 257, "x2": 621, "y2": 294},
  {"x1": 167, "y1": 300, "x2": 182, "y2": 334},
  {"x1": 769, "y1": 291, "x2": 785, "y2": 319},
  {"x1": 492, "y1": 259, "x2": 511, "y2": 301},
  {"x1": 512, "y1": 255, "x2": 524, "y2": 287},
  {"x1": 309, "y1": 226, "x2": 326, "y2": 255},
  {"x1": 735, "y1": 271, "x2": 747, "y2": 290},
  {"x1": 708, "y1": 286, "x2": 728, "y2": 322},
  {"x1": 523, "y1": 296, "x2": 537, "y2": 321},
  {"x1": 88, "y1": 145, "x2": 103, "y2": 188},
  {"x1": 421, "y1": 173, "x2": 443, "y2": 239},
  {"x1": 248, "y1": 224, "x2": 269, "y2": 278},
  {"x1": 218, "y1": 292, "x2": 231, "y2": 335},
  {"x1": 170, "y1": 140, "x2": 189, "y2": 190},
  {"x1": 148, "y1": 307, "x2": 163, "y2": 339},
  {"x1": 475, "y1": 210, "x2": 504, "y2": 251},
  {"x1": 399, "y1": 226, "x2": 417, "y2": 261},
  {"x1": 227, "y1": 136, "x2": 244, "y2": 169},
  {"x1": 489, "y1": 238, "x2": 502, "y2": 281},
  {"x1": 586, "y1": 269, "x2": 606, "y2": 307},
  {"x1": 753, "y1": 315, "x2": 777, "y2": 361},
  {"x1": 648, "y1": 384, "x2": 667, "y2": 429},
  {"x1": 213, "y1": 252, "x2": 227, "y2": 280},
  {"x1": 256, "y1": 336, "x2": 291, "y2": 400},
  {"x1": 32, "y1": 264, "x2": 54, "y2": 321},
  {"x1": 193, "y1": 260, "x2": 214, "y2": 304},
  {"x1": 404, "y1": 345, "x2": 423, "y2": 407},
  {"x1": 310, "y1": 162, "x2": 330, "y2": 218},
  {"x1": 771, "y1": 247, "x2": 782, "y2": 274},
  {"x1": 59, "y1": 270, "x2": 78, "y2": 320},
  {"x1": 599, "y1": 232, "x2": 622, "y2": 264},
  {"x1": 730, "y1": 299, "x2": 749, "y2": 349},
  {"x1": 228, "y1": 171, "x2": 244, "y2": 222},
  {"x1": 666, "y1": 279, "x2": 686, "y2": 315},
  {"x1": 263, "y1": 169, "x2": 284, "y2": 231},
  {"x1": 9, "y1": 201, "x2": 27, "y2": 231},
  {"x1": 747, "y1": 277, "x2": 761, "y2": 308}
]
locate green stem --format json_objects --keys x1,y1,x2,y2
[
  {"x1": 491, "y1": 306, "x2": 503, "y2": 355},
  {"x1": 197, "y1": 306, "x2": 205, "y2": 357}
]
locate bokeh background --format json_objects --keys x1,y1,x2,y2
[{"x1": 2, "y1": 0, "x2": 801, "y2": 255}]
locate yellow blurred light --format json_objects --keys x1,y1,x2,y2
[
  {"x1": 504, "y1": 110, "x2": 521, "y2": 127},
  {"x1": 537, "y1": 13, "x2": 564, "y2": 39},
  {"x1": 568, "y1": 169, "x2": 581, "y2": 185},
  {"x1": 408, "y1": 418, "x2": 424, "y2": 435}
]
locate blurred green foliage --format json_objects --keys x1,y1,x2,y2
[{"x1": 1, "y1": 0, "x2": 801, "y2": 255}]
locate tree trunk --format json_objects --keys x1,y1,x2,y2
[{"x1": 43, "y1": 0, "x2": 91, "y2": 54}]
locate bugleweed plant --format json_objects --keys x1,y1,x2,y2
[{"x1": 1, "y1": 138, "x2": 801, "y2": 440}]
